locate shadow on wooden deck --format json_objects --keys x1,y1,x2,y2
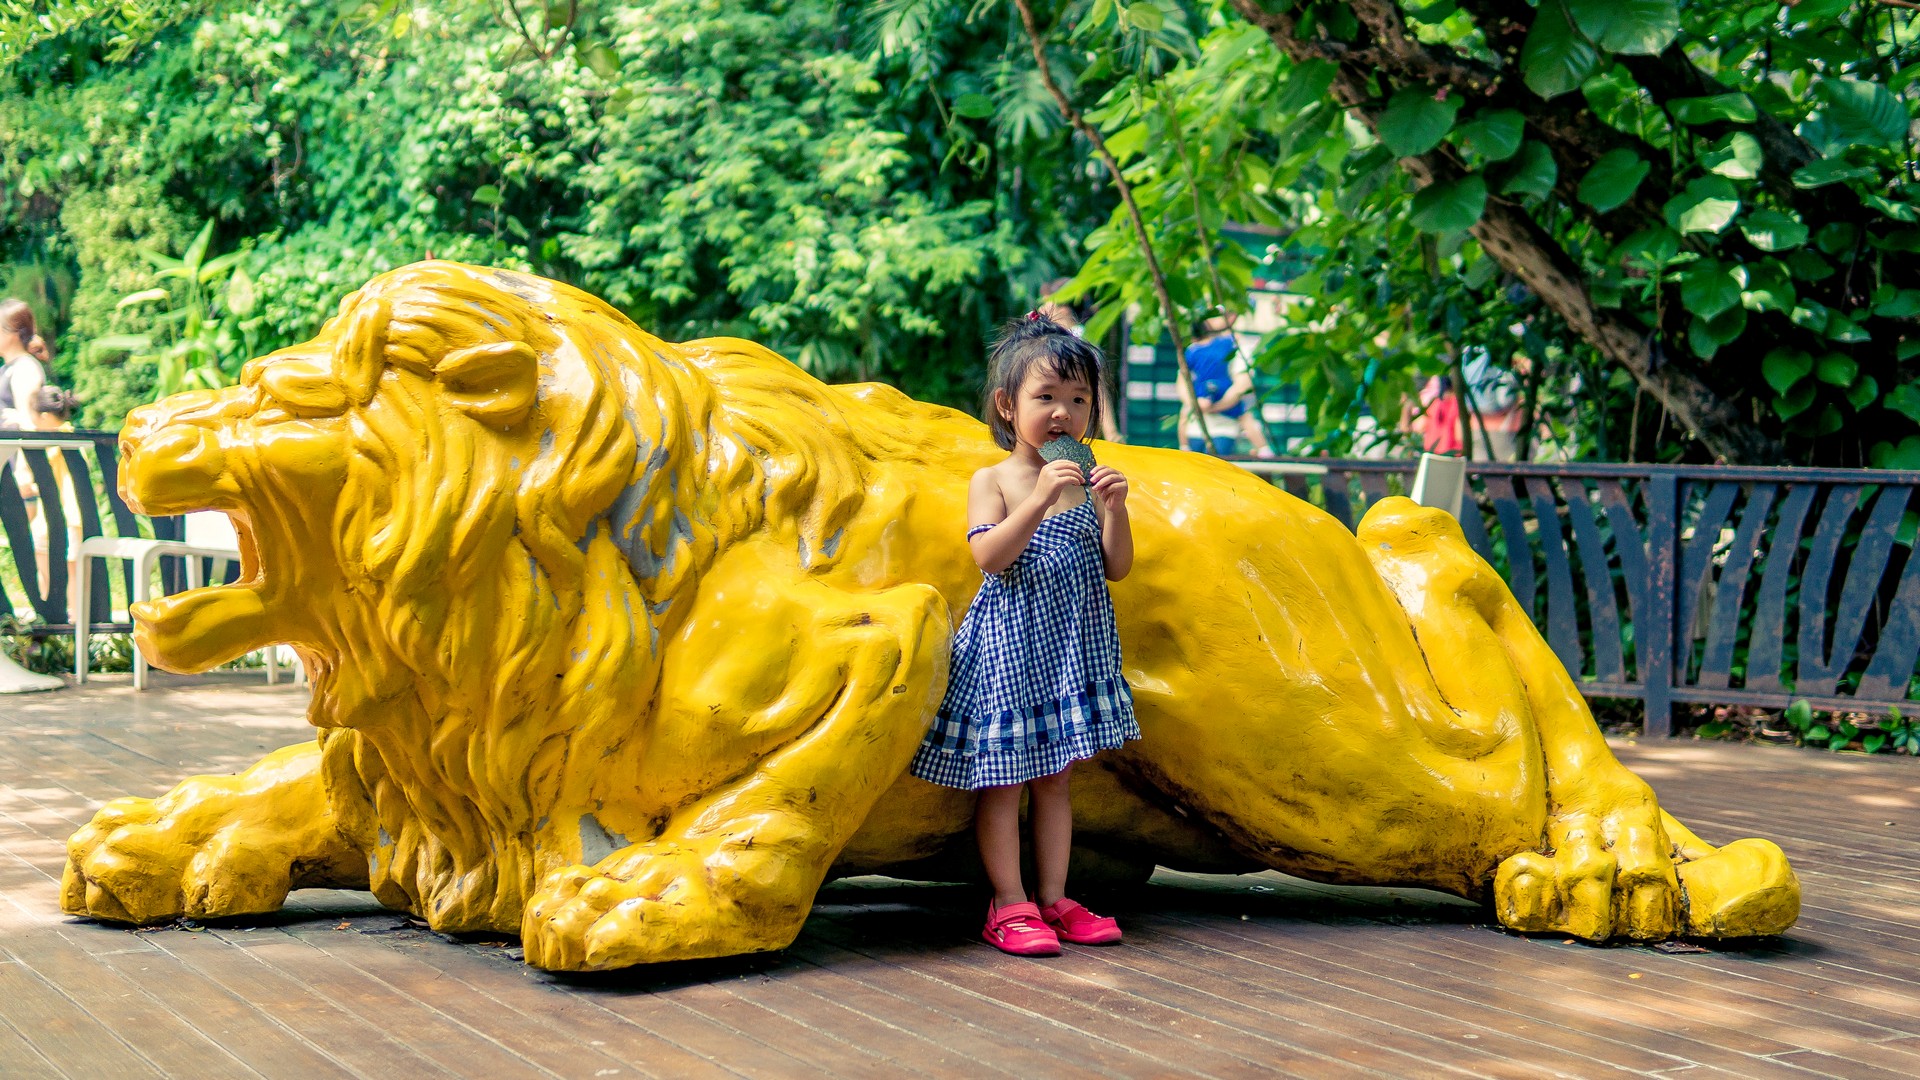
[{"x1": 2, "y1": 676, "x2": 1916, "y2": 1078}]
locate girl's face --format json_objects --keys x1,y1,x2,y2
[{"x1": 998, "y1": 366, "x2": 1092, "y2": 451}]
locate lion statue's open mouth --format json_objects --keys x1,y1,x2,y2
[{"x1": 60, "y1": 261, "x2": 1799, "y2": 969}]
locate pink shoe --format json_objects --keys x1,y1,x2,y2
[
  {"x1": 982, "y1": 900, "x2": 1062, "y2": 957},
  {"x1": 1039, "y1": 898, "x2": 1122, "y2": 945}
]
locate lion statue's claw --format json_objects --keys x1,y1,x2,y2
[
  {"x1": 523, "y1": 844, "x2": 741, "y2": 971},
  {"x1": 62, "y1": 742, "x2": 365, "y2": 925}
]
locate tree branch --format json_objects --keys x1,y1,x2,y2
[
  {"x1": 1227, "y1": 0, "x2": 1784, "y2": 463},
  {"x1": 1011, "y1": 0, "x2": 1214, "y2": 448}
]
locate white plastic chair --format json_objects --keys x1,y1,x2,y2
[
  {"x1": 1410, "y1": 452, "x2": 1468, "y2": 519},
  {"x1": 74, "y1": 511, "x2": 298, "y2": 690}
]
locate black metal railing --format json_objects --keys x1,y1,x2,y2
[
  {"x1": 0, "y1": 430, "x2": 186, "y2": 635},
  {"x1": 1252, "y1": 457, "x2": 1920, "y2": 734},
  {"x1": 5, "y1": 431, "x2": 1914, "y2": 733}
]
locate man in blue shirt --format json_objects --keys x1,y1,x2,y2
[{"x1": 1183, "y1": 314, "x2": 1274, "y2": 457}]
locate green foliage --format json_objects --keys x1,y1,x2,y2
[
  {"x1": 4, "y1": 0, "x2": 1112, "y2": 425},
  {"x1": 1046, "y1": 0, "x2": 1920, "y2": 464},
  {"x1": 1777, "y1": 699, "x2": 1920, "y2": 754}
]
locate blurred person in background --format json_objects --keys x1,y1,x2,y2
[
  {"x1": 1182, "y1": 312, "x2": 1275, "y2": 458},
  {"x1": 0, "y1": 300, "x2": 49, "y2": 432},
  {"x1": 23, "y1": 386, "x2": 82, "y2": 621}
]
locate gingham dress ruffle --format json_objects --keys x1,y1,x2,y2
[{"x1": 911, "y1": 497, "x2": 1139, "y2": 790}]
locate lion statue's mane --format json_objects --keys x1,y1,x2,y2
[{"x1": 301, "y1": 264, "x2": 940, "y2": 929}]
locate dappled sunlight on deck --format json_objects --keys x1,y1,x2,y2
[{"x1": 2, "y1": 677, "x2": 1917, "y2": 1077}]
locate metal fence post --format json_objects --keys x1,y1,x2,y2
[{"x1": 1641, "y1": 473, "x2": 1678, "y2": 737}]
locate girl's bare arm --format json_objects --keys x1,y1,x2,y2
[{"x1": 968, "y1": 463, "x2": 1084, "y2": 574}]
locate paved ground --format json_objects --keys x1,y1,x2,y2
[{"x1": 2, "y1": 675, "x2": 1917, "y2": 1078}]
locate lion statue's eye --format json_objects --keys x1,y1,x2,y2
[{"x1": 255, "y1": 360, "x2": 351, "y2": 419}]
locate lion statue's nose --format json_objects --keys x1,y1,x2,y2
[{"x1": 119, "y1": 418, "x2": 230, "y2": 517}]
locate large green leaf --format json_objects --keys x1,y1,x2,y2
[
  {"x1": 1377, "y1": 85, "x2": 1462, "y2": 157},
  {"x1": 1566, "y1": 0, "x2": 1679, "y2": 55},
  {"x1": 1665, "y1": 176, "x2": 1741, "y2": 234},
  {"x1": 1762, "y1": 347, "x2": 1813, "y2": 396},
  {"x1": 1410, "y1": 174, "x2": 1488, "y2": 233},
  {"x1": 1669, "y1": 94, "x2": 1756, "y2": 125},
  {"x1": 1702, "y1": 132, "x2": 1763, "y2": 179},
  {"x1": 1273, "y1": 59, "x2": 1337, "y2": 114},
  {"x1": 1815, "y1": 77, "x2": 1909, "y2": 148},
  {"x1": 1792, "y1": 159, "x2": 1877, "y2": 188},
  {"x1": 953, "y1": 92, "x2": 996, "y2": 119},
  {"x1": 1737, "y1": 261, "x2": 1796, "y2": 313},
  {"x1": 1874, "y1": 289, "x2": 1920, "y2": 318},
  {"x1": 1455, "y1": 109, "x2": 1524, "y2": 161},
  {"x1": 1521, "y1": 3, "x2": 1599, "y2": 100},
  {"x1": 1825, "y1": 311, "x2": 1871, "y2": 343},
  {"x1": 1578, "y1": 149, "x2": 1650, "y2": 212},
  {"x1": 1680, "y1": 260, "x2": 1741, "y2": 319},
  {"x1": 1689, "y1": 307, "x2": 1746, "y2": 359},
  {"x1": 1491, "y1": 140, "x2": 1558, "y2": 198},
  {"x1": 1740, "y1": 209, "x2": 1809, "y2": 251},
  {"x1": 1816, "y1": 353, "x2": 1858, "y2": 387},
  {"x1": 1886, "y1": 383, "x2": 1920, "y2": 423},
  {"x1": 1124, "y1": 3, "x2": 1164, "y2": 32}
]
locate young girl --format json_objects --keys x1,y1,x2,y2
[{"x1": 910, "y1": 312, "x2": 1139, "y2": 957}]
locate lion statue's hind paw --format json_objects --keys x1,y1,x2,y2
[{"x1": 1496, "y1": 827, "x2": 1797, "y2": 941}]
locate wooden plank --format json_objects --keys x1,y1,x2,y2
[
  {"x1": 1856, "y1": 539, "x2": 1920, "y2": 699},
  {"x1": 137, "y1": 928, "x2": 447, "y2": 1079},
  {"x1": 1356, "y1": 470, "x2": 1392, "y2": 523},
  {"x1": 1676, "y1": 480, "x2": 1742, "y2": 685},
  {"x1": 212, "y1": 933, "x2": 554, "y2": 1080},
  {"x1": 1597, "y1": 479, "x2": 1651, "y2": 684},
  {"x1": 1744, "y1": 484, "x2": 1818, "y2": 694},
  {"x1": 1086, "y1": 921, "x2": 1658, "y2": 1076},
  {"x1": 1697, "y1": 484, "x2": 1777, "y2": 690},
  {"x1": 781, "y1": 938, "x2": 1119, "y2": 1080},
  {"x1": 0, "y1": 953, "x2": 166, "y2": 1078},
  {"x1": 1457, "y1": 484, "x2": 1497, "y2": 565},
  {"x1": 1565, "y1": 478, "x2": 1626, "y2": 684},
  {"x1": 1525, "y1": 476, "x2": 1585, "y2": 675},
  {"x1": 1794, "y1": 485, "x2": 1865, "y2": 695},
  {"x1": 1320, "y1": 470, "x2": 1355, "y2": 531},
  {"x1": 0, "y1": 972, "x2": 64, "y2": 1080},
  {"x1": 1800, "y1": 484, "x2": 1912, "y2": 691},
  {"x1": 286, "y1": 923, "x2": 731, "y2": 1080},
  {"x1": 1642, "y1": 474, "x2": 1680, "y2": 734},
  {"x1": 1488, "y1": 476, "x2": 1535, "y2": 616}
]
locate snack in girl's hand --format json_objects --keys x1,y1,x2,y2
[{"x1": 1038, "y1": 435, "x2": 1097, "y2": 481}]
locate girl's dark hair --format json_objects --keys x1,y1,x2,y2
[
  {"x1": 983, "y1": 312, "x2": 1106, "y2": 451},
  {"x1": 35, "y1": 386, "x2": 76, "y2": 421}
]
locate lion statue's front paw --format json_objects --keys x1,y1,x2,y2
[
  {"x1": 63, "y1": 791, "x2": 283, "y2": 923},
  {"x1": 62, "y1": 742, "x2": 364, "y2": 925},
  {"x1": 523, "y1": 842, "x2": 760, "y2": 971}
]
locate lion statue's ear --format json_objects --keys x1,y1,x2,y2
[
  {"x1": 434, "y1": 341, "x2": 540, "y2": 429},
  {"x1": 337, "y1": 296, "x2": 389, "y2": 404}
]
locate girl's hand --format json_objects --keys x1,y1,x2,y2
[
  {"x1": 1088, "y1": 465, "x2": 1128, "y2": 511},
  {"x1": 1032, "y1": 459, "x2": 1086, "y2": 504}
]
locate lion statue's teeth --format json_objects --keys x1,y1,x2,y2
[{"x1": 133, "y1": 585, "x2": 269, "y2": 675}]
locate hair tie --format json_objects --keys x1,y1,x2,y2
[{"x1": 1026, "y1": 311, "x2": 1040, "y2": 321}]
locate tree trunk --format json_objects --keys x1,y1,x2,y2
[{"x1": 1225, "y1": 0, "x2": 1785, "y2": 464}]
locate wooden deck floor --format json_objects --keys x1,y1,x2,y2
[{"x1": 2, "y1": 677, "x2": 1917, "y2": 1079}]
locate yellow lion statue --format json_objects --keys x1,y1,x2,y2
[{"x1": 61, "y1": 262, "x2": 1798, "y2": 969}]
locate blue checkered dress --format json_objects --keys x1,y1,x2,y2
[{"x1": 911, "y1": 497, "x2": 1139, "y2": 789}]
